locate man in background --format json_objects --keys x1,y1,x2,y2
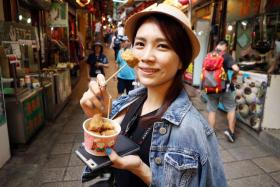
[{"x1": 207, "y1": 40, "x2": 239, "y2": 142}]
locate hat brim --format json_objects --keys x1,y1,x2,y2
[
  {"x1": 125, "y1": 3, "x2": 200, "y2": 62},
  {"x1": 94, "y1": 42, "x2": 103, "y2": 46}
]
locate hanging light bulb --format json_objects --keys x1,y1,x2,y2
[
  {"x1": 27, "y1": 18, "x2": 31, "y2": 24},
  {"x1": 227, "y1": 25, "x2": 233, "y2": 31}
]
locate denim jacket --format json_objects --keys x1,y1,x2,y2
[{"x1": 110, "y1": 87, "x2": 227, "y2": 187}]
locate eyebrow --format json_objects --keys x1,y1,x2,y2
[{"x1": 134, "y1": 36, "x2": 168, "y2": 43}]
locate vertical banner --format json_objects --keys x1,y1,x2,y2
[{"x1": 47, "y1": 2, "x2": 68, "y2": 27}]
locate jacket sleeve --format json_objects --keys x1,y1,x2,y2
[{"x1": 199, "y1": 133, "x2": 228, "y2": 187}]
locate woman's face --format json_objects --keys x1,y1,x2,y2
[
  {"x1": 132, "y1": 19, "x2": 182, "y2": 88},
  {"x1": 95, "y1": 45, "x2": 101, "y2": 53}
]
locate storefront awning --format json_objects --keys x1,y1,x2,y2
[{"x1": 18, "y1": 0, "x2": 52, "y2": 10}]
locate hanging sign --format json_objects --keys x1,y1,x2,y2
[
  {"x1": 47, "y1": 2, "x2": 68, "y2": 27},
  {"x1": 227, "y1": 0, "x2": 261, "y2": 22},
  {"x1": 0, "y1": 21, "x2": 36, "y2": 41}
]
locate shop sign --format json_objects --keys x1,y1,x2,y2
[
  {"x1": 18, "y1": 0, "x2": 51, "y2": 10},
  {"x1": 47, "y1": 2, "x2": 68, "y2": 28},
  {"x1": 195, "y1": 5, "x2": 211, "y2": 19},
  {"x1": 0, "y1": 22, "x2": 36, "y2": 42},
  {"x1": 227, "y1": 0, "x2": 261, "y2": 22}
]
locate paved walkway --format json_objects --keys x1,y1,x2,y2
[{"x1": 1, "y1": 46, "x2": 280, "y2": 187}]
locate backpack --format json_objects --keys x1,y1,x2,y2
[
  {"x1": 201, "y1": 51, "x2": 227, "y2": 93},
  {"x1": 113, "y1": 36, "x2": 121, "y2": 49}
]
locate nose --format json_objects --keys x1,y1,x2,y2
[{"x1": 140, "y1": 46, "x2": 155, "y2": 63}]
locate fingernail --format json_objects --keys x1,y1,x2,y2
[{"x1": 105, "y1": 148, "x2": 112, "y2": 155}]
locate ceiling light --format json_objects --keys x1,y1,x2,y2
[
  {"x1": 27, "y1": 18, "x2": 31, "y2": 24},
  {"x1": 227, "y1": 25, "x2": 233, "y2": 31}
]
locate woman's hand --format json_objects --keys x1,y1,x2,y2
[
  {"x1": 80, "y1": 74, "x2": 111, "y2": 117},
  {"x1": 106, "y1": 148, "x2": 152, "y2": 185}
]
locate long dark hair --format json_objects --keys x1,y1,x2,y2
[
  {"x1": 92, "y1": 43, "x2": 103, "y2": 56},
  {"x1": 132, "y1": 14, "x2": 193, "y2": 123}
]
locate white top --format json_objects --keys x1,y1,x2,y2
[
  {"x1": 117, "y1": 26, "x2": 124, "y2": 36},
  {"x1": 95, "y1": 22, "x2": 102, "y2": 32}
]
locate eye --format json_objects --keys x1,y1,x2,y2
[
  {"x1": 158, "y1": 43, "x2": 169, "y2": 49},
  {"x1": 134, "y1": 41, "x2": 144, "y2": 48}
]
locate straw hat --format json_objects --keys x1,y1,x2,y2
[
  {"x1": 125, "y1": 3, "x2": 200, "y2": 62},
  {"x1": 94, "y1": 41, "x2": 103, "y2": 46}
]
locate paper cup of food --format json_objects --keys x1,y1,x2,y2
[{"x1": 83, "y1": 114, "x2": 121, "y2": 156}]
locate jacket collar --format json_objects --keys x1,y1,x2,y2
[
  {"x1": 162, "y1": 89, "x2": 192, "y2": 126},
  {"x1": 126, "y1": 87, "x2": 192, "y2": 126}
]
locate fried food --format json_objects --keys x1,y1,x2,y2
[
  {"x1": 121, "y1": 49, "x2": 139, "y2": 67},
  {"x1": 88, "y1": 113, "x2": 103, "y2": 132},
  {"x1": 87, "y1": 114, "x2": 116, "y2": 136},
  {"x1": 102, "y1": 120, "x2": 114, "y2": 130},
  {"x1": 101, "y1": 130, "x2": 116, "y2": 136}
]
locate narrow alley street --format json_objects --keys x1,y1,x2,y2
[{"x1": 0, "y1": 46, "x2": 280, "y2": 187}]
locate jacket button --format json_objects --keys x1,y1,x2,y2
[
  {"x1": 159, "y1": 127, "x2": 167, "y2": 135},
  {"x1": 154, "y1": 157, "x2": 162, "y2": 165}
]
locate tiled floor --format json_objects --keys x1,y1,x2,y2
[{"x1": 1, "y1": 47, "x2": 280, "y2": 187}]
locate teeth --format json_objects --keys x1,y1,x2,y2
[{"x1": 141, "y1": 68, "x2": 157, "y2": 73}]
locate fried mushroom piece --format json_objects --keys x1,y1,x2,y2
[
  {"x1": 121, "y1": 49, "x2": 139, "y2": 67},
  {"x1": 101, "y1": 129, "x2": 116, "y2": 136},
  {"x1": 102, "y1": 120, "x2": 114, "y2": 130},
  {"x1": 88, "y1": 113, "x2": 103, "y2": 132}
]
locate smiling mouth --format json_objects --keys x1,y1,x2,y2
[{"x1": 139, "y1": 67, "x2": 159, "y2": 74}]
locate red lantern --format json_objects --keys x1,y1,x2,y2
[
  {"x1": 179, "y1": 0, "x2": 189, "y2": 5},
  {"x1": 87, "y1": 4, "x2": 95, "y2": 13},
  {"x1": 76, "y1": 0, "x2": 90, "y2": 7}
]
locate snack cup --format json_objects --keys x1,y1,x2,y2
[{"x1": 83, "y1": 118, "x2": 121, "y2": 156}]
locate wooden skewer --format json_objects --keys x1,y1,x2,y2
[
  {"x1": 107, "y1": 93, "x2": 112, "y2": 119},
  {"x1": 105, "y1": 64, "x2": 127, "y2": 85}
]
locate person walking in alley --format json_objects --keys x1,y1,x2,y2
[
  {"x1": 86, "y1": 42, "x2": 109, "y2": 81},
  {"x1": 115, "y1": 35, "x2": 136, "y2": 96},
  {"x1": 80, "y1": 2, "x2": 227, "y2": 187},
  {"x1": 94, "y1": 19, "x2": 102, "y2": 41},
  {"x1": 205, "y1": 40, "x2": 240, "y2": 142},
  {"x1": 110, "y1": 31, "x2": 121, "y2": 60}
]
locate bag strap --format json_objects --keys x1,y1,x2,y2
[{"x1": 120, "y1": 95, "x2": 147, "y2": 136}]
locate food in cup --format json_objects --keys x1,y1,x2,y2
[
  {"x1": 87, "y1": 113, "x2": 116, "y2": 134},
  {"x1": 83, "y1": 114, "x2": 121, "y2": 156}
]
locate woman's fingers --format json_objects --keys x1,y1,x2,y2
[
  {"x1": 88, "y1": 81, "x2": 105, "y2": 109},
  {"x1": 106, "y1": 148, "x2": 126, "y2": 169},
  {"x1": 97, "y1": 74, "x2": 107, "y2": 95},
  {"x1": 106, "y1": 148, "x2": 142, "y2": 170},
  {"x1": 80, "y1": 77, "x2": 108, "y2": 116}
]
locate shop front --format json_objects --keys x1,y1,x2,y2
[
  {"x1": 0, "y1": 22, "x2": 45, "y2": 144},
  {"x1": 191, "y1": 0, "x2": 214, "y2": 86},
  {"x1": 225, "y1": 0, "x2": 280, "y2": 131}
]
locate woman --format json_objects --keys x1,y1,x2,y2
[
  {"x1": 86, "y1": 41, "x2": 109, "y2": 81},
  {"x1": 110, "y1": 31, "x2": 121, "y2": 60},
  {"x1": 116, "y1": 36, "x2": 136, "y2": 96},
  {"x1": 80, "y1": 3, "x2": 227, "y2": 187}
]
